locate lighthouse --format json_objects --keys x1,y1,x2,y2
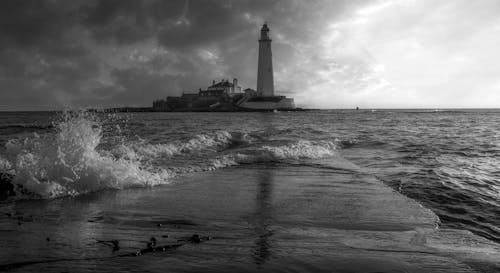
[
  {"x1": 238, "y1": 23, "x2": 296, "y2": 110},
  {"x1": 257, "y1": 23, "x2": 274, "y2": 97}
]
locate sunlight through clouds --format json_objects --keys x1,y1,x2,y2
[{"x1": 0, "y1": 0, "x2": 499, "y2": 109}]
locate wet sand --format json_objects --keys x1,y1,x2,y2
[{"x1": 0, "y1": 164, "x2": 499, "y2": 272}]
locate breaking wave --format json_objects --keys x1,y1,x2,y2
[
  {"x1": 0, "y1": 112, "x2": 170, "y2": 199},
  {"x1": 119, "y1": 131, "x2": 254, "y2": 159},
  {"x1": 229, "y1": 140, "x2": 337, "y2": 163},
  {"x1": 203, "y1": 140, "x2": 338, "y2": 171},
  {"x1": 0, "y1": 112, "x2": 338, "y2": 199}
]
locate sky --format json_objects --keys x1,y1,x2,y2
[{"x1": 1, "y1": 0, "x2": 500, "y2": 110}]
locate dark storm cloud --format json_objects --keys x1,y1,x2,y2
[
  {"x1": 0, "y1": 0, "x2": 83, "y2": 48},
  {"x1": 0, "y1": 0, "x2": 316, "y2": 108},
  {"x1": 0, "y1": 0, "x2": 383, "y2": 110},
  {"x1": 81, "y1": 0, "x2": 180, "y2": 44},
  {"x1": 108, "y1": 67, "x2": 180, "y2": 102}
]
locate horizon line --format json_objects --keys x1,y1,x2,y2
[{"x1": 2, "y1": 107, "x2": 500, "y2": 113}]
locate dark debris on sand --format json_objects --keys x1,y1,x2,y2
[
  {"x1": 96, "y1": 239, "x2": 120, "y2": 252},
  {"x1": 129, "y1": 234, "x2": 212, "y2": 256},
  {"x1": 0, "y1": 234, "x2": 214, "y2": 271}
]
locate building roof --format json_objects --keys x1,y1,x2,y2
[
  {"x1": 181, "y1": 93, "x2": 199, "y2": 98},
  {"x1": 200, "y1": 89, "x2": 224, "y2": 93},
  {"x1": 208, "y1": 80, "x2": 233, "y2": 89}
]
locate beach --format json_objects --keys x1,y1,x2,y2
[
  {"x1": 1, "y1": 111, "x2": 500, "y2": 272},
  {"x1": 1, "y1": 165, "x2": 499, "y2": 272}
]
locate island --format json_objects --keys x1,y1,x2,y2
[{"x1": 152, "y1": 24, "x2": 297, "y2": 112}]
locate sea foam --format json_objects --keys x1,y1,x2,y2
[
  {"x1": 119, "y1": 130, "x2": 254, "y2": 160},
  {"x1": 208, "y1": 140, "x2": 338, "y2": 169},
  {"x1": 1, "y1": 112, "x2": 170, "y2": 199}
]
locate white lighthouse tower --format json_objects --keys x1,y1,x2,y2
[
  {"x1": 257, "y1": 23, "x2": 274, "y2": 97},
  {"x1": 239, "y1": 23, "x2": 295, "y2": 110}
]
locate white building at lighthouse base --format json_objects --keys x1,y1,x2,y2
[
  {"x1": 238, "y1": 92, "x2": 295, "y2": 110},
  {"x1": 240, "y1": 98, "x2": 295, "y2": 110}
]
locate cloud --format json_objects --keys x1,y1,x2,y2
[
  {"x1": 312, "y1": 0, "x2": 500, "y2": 108},
  {"x1": 0, "y1": 0, "x2": 499, "y2": 110},
  {"x1": 0, "y1": 0, "x2": 83, "y2": 48}
]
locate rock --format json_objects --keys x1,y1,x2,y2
[
  {"x1": 0, "y1": 173, "x2": 15, "y2": 200},
  {"x1": 111, "y1": 240, "x2": 119, "y2": 251},
  {"x1": 147, "y1": 237, "x2": 157, "y2": 249},
  {"x1": 177, "y1": 234, "x2": 211, "y2": 243},
  {"x1": 96, "y1": 239, "x2": 120, "y2": 251},
  {"x1": 190, "y1": 234, "x2": 201, "y2": 243},
  {"x1": 0, "y1": 173, "x2": 13, "y2": 183}
]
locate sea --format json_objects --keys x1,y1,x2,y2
[{"x1": 0, "y1": 110, "x2": 499, "y2": 272}]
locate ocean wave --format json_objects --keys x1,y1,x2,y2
[
  {"x1": 118, "y1": 131, "x2": 254, "y2": 159},
  {"x1": 0, "y1": 124, "x2": 54, "y2": 136},
  {"x1": 0, "y1": 112, "x2": 339, "y2": 200},
  {"x1": 216, "y1": 140, "x2": 338, "y2": 166},
  {"x1": 118, "y1": 139, "x2": 339, "y2": 175},
  {"x1": 0, "y1": 124, "x2": 53, "y2": 130},
  {"x1": 1, "y1": 112, "x2": 171, "y2": 199},
  {"x1": 158, "y1": 140, "x2": 339, "y2": 173},
  {"x1": 337, "y1": 139, "x2": 357, "y2": 148},
  {"x1": 259, "y1": 140, "x2": 337, "y2": 160}
]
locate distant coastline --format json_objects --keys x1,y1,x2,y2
[
  {"x1": 3, "y1": 108, "x2": 500, "y2": 113},
  {"x1": 87, "y1": 106, "x2": 307, "y2": 113}
]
